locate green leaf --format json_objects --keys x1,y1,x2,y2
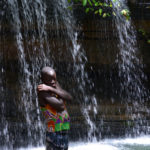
[
  {"x1": 83, "y1": 0, "x2": 87, "y2": 6},
  {"x1": 103, "y1": 13, "x2": 107, "y2": 18},
  {"x1": 99, "y1": 9, "x2": 102, "y2": 15},
  {"x1": 103, "y1": 3, "x2": 108, "y2": 7},
  {"x1": 113, "y1": 11, "x2": 116, "y2": 16},
  {"x1": 99, "y1": 3, "x2": 103, "y2": 6},
  {"x1": 110, "y1": 2, "x2": 112, "y2": 7},
  {"x1": 107, "y1": 13, "x2": 110, "y2": 17},
  {"x1": 121, "y1": 9, "x2": 130, "y2": 20},
  {"x1": 90, "y1": 8, "x2": 94, "y2": 11},
  {"x1": 95, "y1": 10, "x2": 99, "y2": 14},
  {"x1": 95, "y1": 2, "x2": 99, "y2": 6},
  {"x1": 126, "y1": 16, "x2": 130, "y2": 21},
  {"x1": 67, "y1": 0, "x2": 71, "y2": 3},
  {"x1": 139, "y1": 29, "x2": 146, "y2": 36},
  {"x1": 88, "y1": 0, "x2": 93, "y2": 6},
  {"x1": 85, "y1": 8, "x2": 90, "y2": 13},
  {"x1": 147, "y1": 40, "x2": 150, "y2": 44},
  {"x1": 67, "y1": 6, "x2": 72, "y2": 10}
]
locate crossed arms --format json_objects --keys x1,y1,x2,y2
[{"x1": 37, "y1": 82, "x2": 72, "y2": 112}]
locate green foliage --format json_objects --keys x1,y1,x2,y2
[
  {"x1": 121, "y1": 9, "x2": 130, "y2": 20},
  {"x1": 139, "y1": 29, "x2": 146, "y2": 36},
  {"x1": 139, "y1": 28, "x2": 150, "y2": 45},
  {"x1": 83, "y1": 0, "x2": 87, "y2": 6},
  {"x1": 67, "y1": 0, "x2": 130, "y2": 20}
]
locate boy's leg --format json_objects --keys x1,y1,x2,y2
[
  {"x1": 46, "y1": 131, "x2": 69, "y2": 150},
  {"x1": 46, "y1": 142, "x2": 53, "y2": 150}
]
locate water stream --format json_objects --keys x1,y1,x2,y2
[
  {"x1": 18, "y1": 136, "x2": 150, "y2": 150},
  {"x1": 111, "y1": 0, "x2": 150, "y2": 135},
  {"x1": 1, "y1": 0, "x2": 51, "y2": 148},
  {"x1": 0, "y1": 0, "x2": 150, "y2": 149},
  {"x1": 52, "y1": 0, "x2": 98, "y2": 140}
]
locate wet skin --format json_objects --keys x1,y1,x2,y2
[{"x1": 37, "y1": 68, "x2": 72, "y2": 111}]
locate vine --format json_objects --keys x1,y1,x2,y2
[{"x1": 67, "y1": 0, "x2": 130, "y2": 20}]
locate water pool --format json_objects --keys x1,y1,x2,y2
[{"x1": 18, "y1": 136, "x2": 150, "y2": 150}]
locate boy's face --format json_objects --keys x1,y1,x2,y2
[{"x1": 42, "y1": 71, "x2": 57, "y2": 88}]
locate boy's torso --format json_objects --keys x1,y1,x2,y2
[{"x1": 40, "y1": 96, "x2": 70, "y2": 132}]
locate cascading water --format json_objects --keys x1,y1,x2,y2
[
  {"x1": 110, "y1": 0, "x2": 150, "y2": 135},
  {"x1": 1, "y1": 0, "x2": 98, "y2": 148},
  {"x1": 0, "y1": 0, "x2": 52, "y2": 148},
  {"x1": 51, "y1": 0, "x2": 150, "y2": 143},
  {"x1": 112, "y1": 0, "x2": 148, "y2": 102},
  {"x1": 54, "y1": 0, "x2": 150, "y2": 142},
  {"x1": 1, "y1": 0, "x2": 150, "y2": 149},
  {"x1": 52, "y1": 0, "x2": 98, "y2": 141}
]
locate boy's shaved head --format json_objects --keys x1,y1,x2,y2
[
  {"x1": 41, "y1": 66, "x2": 56, "y2": 87},
  {"x1": 41, "y1": 66, "x2": 55, "y2": 76}
]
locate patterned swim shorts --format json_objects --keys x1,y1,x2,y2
[{"x1": 46, "y1": 131, "x2": 69, "y2": 150}]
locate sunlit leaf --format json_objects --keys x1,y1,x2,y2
[
  {"x1": 103, "y1": 13, "x2": 107, "y2": 18},
  {"x1": 113, "y1": 11, "x2": 116, "y2": 16},
  {"x1": 103, "y1": 3, "x2": 108, "y2": 7},
  {"x1": 118, "y1": 3, "x2": 121, "y2": 7},
  {"x1": 95, "y1": 2, "x2": 99, "y2": 6},
  {"x1": 121, "y1": 9, "x2": 130, "y2": 20},
  {"x1": 110, "y1": 3, "x2": 112, "y2": 7},
  {"x1": 99, "y1": 9, "x2": 102, "y2": 15},
  {"x1": 99, "y1": 3, "x2": 103, "y2": 6},
  {"x1": 95, "y1": 10, "x2": 99, "y2": 14},
  {"x1": 83, "y1": 0, "x2": 87, "y2": 6}
]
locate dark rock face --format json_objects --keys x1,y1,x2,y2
[{"x1": 0, "y1": 0, "x2": 150, "y2": 147}]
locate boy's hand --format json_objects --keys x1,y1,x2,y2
[
  {"x1": 55, "y1": 81, "x2": 60, "y2": 89},
  {"x1": 37, "y1": 84, "x2": 52, "y2": 92}
]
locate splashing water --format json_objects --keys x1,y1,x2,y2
[
  {"x1": 109, "y1": 0, "x2": 150, "y2": 135},
  {"x1": 52, "y1": 0, "x2": 98, "y2": 141},
  {"x1": 1, "y1": 0, "x2": 52, "y2": 147},
  {"x1": 1, "y1": 0, "x2": 99, "y2": 147},
  {"x1": 111, "y1": 0, "x2": 148, "y2": 101},
  {"x1": 16, "y1": 136, "x2": 150, "y2": 150},
  {"x1": 0, "y1": 0, "x2": 150, "y2": 149}
]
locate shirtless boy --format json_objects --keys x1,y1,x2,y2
[{"x1": 37, "y1": 66, "x2": 72, "y2": 150}]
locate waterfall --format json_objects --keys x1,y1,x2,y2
[
  {"x1": 0, "y1": 0, "x2": 52, "y2": 148},
  {"x1": 110, "y1": 0, "x2": 149, "y2": 135},
  {"x1": 112, "y1": 0, "x2": 146, "y2": 101},
  {"x1": 52, "y1": 0, "x2": 98, "y2": 141},
  {"x1": 0, "y1": 0, "x2": 150, "y2": 149},
  {"x1": 0, "y1": 0, "x2": 98, "y2": 148}
]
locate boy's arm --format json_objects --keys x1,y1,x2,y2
[
  {"x1": 38, "y1": 83, "x2": 72, "y2": 101},
  {"x1": 38, "y1": 91, "x2": 65, "y2": 112}
]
